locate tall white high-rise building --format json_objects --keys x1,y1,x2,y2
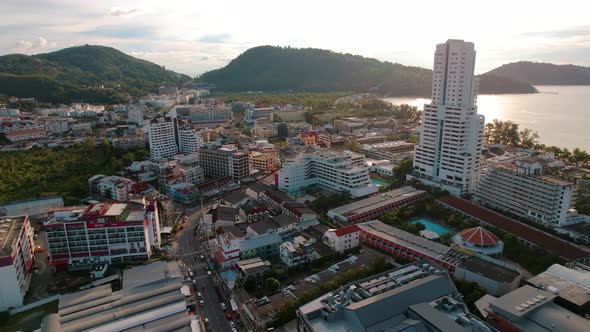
[
  {"x1": 178, "y1": 128, "x2": 204, "y2": 155},
  {"x1": 410, "y1": 39, "x2": 484, "y2": 196},
  {"x1": 148, "y1": 118, "x2": 178, "y2": 160}
]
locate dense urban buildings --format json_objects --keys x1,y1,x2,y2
[
  {"x1": 410, "y1": 39, "x2": 485, "y2": 196},
  {"x1": 0, "y1": 216, "x2": 35, "y2": 311},
  {"x1": 44, "y1": 201, "x2": 161, "y2": 269},
  {"x1": 297, "y1": 260, "x2": 495, "y2": 332},
  {"x1": 475, "y1": 157, "x2": 574, "y2": 227},
  {"x1": 199, "y1": 143, "x2": 250, "y2": 181},
  {"x1": 277, "y1": 148, "x2": 378, "y2": 198},
  {"x1": 88, "y1": 174, "x2": 136, "y2": 201}
]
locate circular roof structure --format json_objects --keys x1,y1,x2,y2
[{"x1": 458, "y1": 227, "x2": 500, "y2": 247}]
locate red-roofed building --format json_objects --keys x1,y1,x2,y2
[
  {"x1": 453, "y1": 227, "x2": 504, "y2": 256},
  {"x1": 323, "y1": 224, "x2": 361, "y2": 253},
  {"x1": 438, "y1": 196, "x2": 590, "y2": 260}
]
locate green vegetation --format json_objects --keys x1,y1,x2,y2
[
  {"x1": 0, "y1": 45, "x2": 190, "y2": 103},
  {"x1": 264, "y1": 278, "x2": 281, "y2": 295},
  {"x1": 217, "y1": 92, "x2": 347, "y2": 112},
  {"x1": 335, "y1": 97, "x2": 421, "y2": 120},
  {"x1": 308, "y1": 192, "x2": 352, "y2": 215},
  {"x1": 487, "y1": 61, "x2": 590, "y2": 85},
  {"x1": 483, "y1": 119, "x2": 540, "y2": 148},
  {"x1": 0, "y1": 141, "x2": 148, "y2": 204},
  {"x1": 379, "y1": 209, "x2": 425, "y2": 235},
  {"x1": 199, "y1": 46, "x2": 536, "y2": 95},
  {"x1": 273, "y1": 257, "x2": 390, "y2": 326},
  {"x1": 0, "y1": 300, "x2": 58, "y2": 332},
  {"x1": 452, "y1": 278, "x2": 487, "y2": 312}
]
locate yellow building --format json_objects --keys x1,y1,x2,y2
[{"x1": 249, "y1": 151, "x2": 278, "y2": 172}]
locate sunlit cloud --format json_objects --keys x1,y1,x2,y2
[
  {"x1": 199, "y1": 33, "x2": 231, "y2": 44},
  {"x1": 108, "y1": 7, "x2": 142, "y2": 17},
  {"x1": 15, "y1": 36, "x2": 56, "y2": 52}
]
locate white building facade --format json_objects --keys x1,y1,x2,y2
[
  {"x1": 0, "y1": 216, "x2": 35, "y2": 311},
  {"x1": 278, "y1": 149, "x2": 378, "y2": 198},
  {"x1": 178, "y1": 128, "x2": 204, "y2": 155},
  {"x1": 474, "y1": 159, "x2": 574, "y2": 227},
  {"x1": 148, "y1": 118, "x2": 178, "y2": 160},
  {"x1": 410, "y1": 39, "x2": 484, "y2": 196}
]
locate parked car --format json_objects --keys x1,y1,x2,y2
[
  {"x1": 220, "y1": 302, "x2": 227, "y2": 311},
  {"x1": 199, "y1": 299, "x2": 204, "y2": 306},
  {"x1": 197, "y1": 292, "x2": 202, "y2": 298}
]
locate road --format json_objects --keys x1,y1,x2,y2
[{"x1": 174, "y1": 205, "x2": 234, "y2": 332}]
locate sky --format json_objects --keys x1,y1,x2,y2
[{"x1": 1, "y1": 0, "x2": 590, "y2": 77}]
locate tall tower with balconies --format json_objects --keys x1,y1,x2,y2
[{"x1": 410, "y1": 39, "x2": 484, "y2": 195}]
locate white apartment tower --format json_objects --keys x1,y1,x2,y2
[
  {"x1": 410, "y1": 39, "x2": 484, "y2": 195},
  {"x1": 148, "y1": 118, "x2": 178, "y2": 160},
  {"x1": 178, "y1": 128, "x2": 204, "y2": 155}
]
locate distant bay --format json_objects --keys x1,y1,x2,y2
[{"x1": 384, "y1": 86, "x2": 590, "y2": 151}]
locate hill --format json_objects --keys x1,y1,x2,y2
[
  {"x1": 0, "y1": 45, "x2": 190, "y2": 103},
  {"x1": 485, "y1": 61, "x2": 590, "y2": 85},
  {"x1": 198, "y1": 46, "x2": 537, "y2": 95}
]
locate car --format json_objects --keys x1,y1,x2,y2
[
  {"x1": 207, "y1": 271, "x2": 212, "y2": 277},
  {"x1": 204, "y1": 318, "x2": 209, "y2": 325},
  {"x1": 225, "y1": 312, "x2": 232, "y2": 320},
  {"x1": 189, "y1": 271, "x2": 194, "y2": 277},
  {"x1": 220, "y1": 302, "x2": 227, "y2": 311},
  {"x1": 192, "y1": 279, "x2": 197, "y2": 284},
  {"x1": 200, "y1": 255, "x2": 205, "y2": 260},
  {"x1": 229, "y1": 321, "x2": 236, "y2": 328},
  {"x1": 197, "y1": 292, "x2": 202, "y2": 298},
  {"x1": 231, "y1": 328, "x2": 238, "y2": 332},
  {"x1": 199, "y1": 299, "x2": 204, "y2": 306},
  {"x1": 34, "y1": 246, "x2": 44, "y2": 253}
]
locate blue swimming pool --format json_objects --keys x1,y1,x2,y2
[
  {"x1": 371, "y1": 178, "x2": 391, "y2": 187},
  {"x1": 411, "y1": 218, "x2": 452, "y2": 235}
]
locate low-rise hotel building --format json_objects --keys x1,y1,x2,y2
[
  {"x1": 474, "y1": 158, "x2": 574, "y2": 227},
  {"x1": 277, "y1": 149, "x2": 378, "y2": 198},
  {"x1": 45, "y1": 201, "x2": 161, "y2": 269},
  {"x1": 327, "y1": 186, "x2": 427, "y2": 224}
]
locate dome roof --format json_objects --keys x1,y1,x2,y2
[{"x1": 459, "y1": 227, "x2": 500, "y2": 246}]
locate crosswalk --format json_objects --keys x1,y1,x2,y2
[{"x1": 185, "y1": 262, "x2": 209, "y2": 270}]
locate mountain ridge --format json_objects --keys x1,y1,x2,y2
[
  {"x1": 197, "y1": 46, "x2": 538, "y2": 95},
  {"x1": 0, "y1": 45, "x2": 190, "y2": 103},
  {"x1": 486, "y1": 61, "x2": 590, "y2": 85}
]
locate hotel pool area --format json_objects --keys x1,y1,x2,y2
[
  {"x1": 370, "y1": 178, "x2": 391, "y2": 187},
  {"x1": 411, "y1": 218, "x2": 452, "y2": 236}
]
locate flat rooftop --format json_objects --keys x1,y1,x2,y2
[
  {"x1": 328, "y1": 186, "x2": 425, "y2": 219},
  {"x1": 438, "y1": 196, "x2": 590, "y2": 260},
  {"x1": 527, "y1": 264, "x2": 590, "y2": 307},
  {"x1": 0, "y1": 216, "x2": 26, "y2": 257},
  {"x1": 299, "y1": 260, "x2": 492, "y2": 332},
  {"x1": 357, "y1": 220, "x2": 451, "y2": 258},
  {"x1": 45, "y1": 278, "x2": 193, "y2": 332},
  {"x1": 459, "y1": 256, "x2": 520, "y2": 283}
]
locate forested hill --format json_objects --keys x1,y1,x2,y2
[
  {"x1": 0, "y1": 45, "x2": 190, "y2": 103},
  {"x1": 485, "y1": 61, "x2": 590, "y2": 85},
  {"x1": 197, "y1": 46, "x2": 537, "y2": 95}
]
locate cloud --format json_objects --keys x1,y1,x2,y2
[
  {"x1": 523, "y1": 26, "x2": 590, "y2": 39},
  {"x1": 108, "y1": 7, "x2": 142, "y2": 17},
  {"x1": 15, "y1": 36, "x2": 55, "y2": 51},
  {"x1": 199, "y1": 33, "x2": 231, "y2": 44},
  {"x1": 81, "y1": 24, "x2": 156, "y2": 39}
]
